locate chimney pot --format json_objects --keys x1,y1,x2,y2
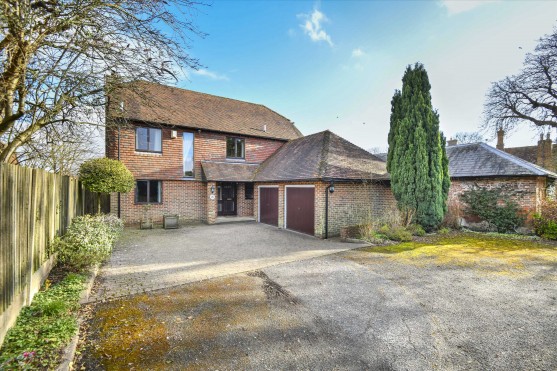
[{"x1": 447, "y1": 138, "x2": 458, "y2": 146}]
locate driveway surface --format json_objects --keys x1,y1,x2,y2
[
  {"x1": 79, "y1": 230, "x2": 557, "y2": 370},
  {"x1": 88, "y1": 222, "x2": 364, "y2": 301}
]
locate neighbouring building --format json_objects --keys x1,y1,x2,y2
[
  {"x1": 496, "y1": 128, "x2": 557, "y2": 172},
  {"x1": 446, "y1": 141, "x2": 557, "y2": 223},
  {"x1": 106, "y1": 81, "x2": 395, "y2": 237}
]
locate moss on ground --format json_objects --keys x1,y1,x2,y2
[
  {"x1": 79, "y1": 275, "x2": 270, "y2": 370},
  {"x1": 359, "y1": 232, "x2": 557, "y2": 277}
]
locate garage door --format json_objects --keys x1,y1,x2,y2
[
  {"x1": 286, "y1": 187, "x2": 315, "y2": 235},
  {"x1": 259, "y1": 187, "x2": 278, "y2": 226}
]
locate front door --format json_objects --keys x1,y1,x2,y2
[{"x1": 218, "y1": 182, "x2": 236, "y2": 216}]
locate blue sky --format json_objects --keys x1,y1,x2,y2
[{"x1": 177, "y1": 0, "x2": 557, "y2": 151}]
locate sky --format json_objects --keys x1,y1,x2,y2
[{"x1": 175, "y1": 0, "x2": 557, "y2": 152}]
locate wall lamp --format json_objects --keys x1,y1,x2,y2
[{"x1": 211, "y1": 185, "x2": 215, "y2": 194}]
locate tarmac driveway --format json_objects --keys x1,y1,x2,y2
[
  {"x1": 89, "y1": 222, "x2": 364, "y2": 301},
  {"x1": 80, "y1": 230, "x2": 557, "y2": 370}
]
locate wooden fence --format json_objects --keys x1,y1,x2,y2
[{"x1": 0, "y1": 162, "x2": 109, "y2": 345}]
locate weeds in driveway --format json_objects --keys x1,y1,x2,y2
[{"x1": 0, "y1": 272, "x2": 86, "y2": 369}]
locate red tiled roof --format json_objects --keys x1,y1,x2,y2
[{"x1": 109, "y1": 81, "x2": 303, "y2": 141}]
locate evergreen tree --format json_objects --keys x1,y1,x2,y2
[{"x1": 386, "y1": 63, "x2": 450, "y2": 230}]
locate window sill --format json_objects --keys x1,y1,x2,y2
[
  {"x1": 135, "y1": 151, "x2": 162, "y2": 156},
  {"x1": 180, "y1": 177, "x2": 197, "y2": 181},
  {"x1": 225, "y1": 158, "x2": 246, "y2": 162}
]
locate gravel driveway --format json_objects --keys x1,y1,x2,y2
[
  {"x1": 78, "y1": 231, "x2": 557, "y2": 370},
  {"x1": 88, "y1": 222, "x2": 364, "y2": 301}
]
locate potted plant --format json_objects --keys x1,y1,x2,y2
[{"x1": 140, "y1": 204, "x2": 153, "y2": 229}]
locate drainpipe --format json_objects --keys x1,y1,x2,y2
[
  {"x1": 325, "y1": 180, "x2": 335, "y2": 239},
  {"x1": 117, "y1": 125, "x2": 121, "y2": 218}
]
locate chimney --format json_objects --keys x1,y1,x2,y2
[
  {"x1": 537, "y1": 132, "x2": 554, "y2": 169},
  {"x1": 496, "y1": 128, "x2": 505, "y2": 150},
  {"x1": 447, "y1": 138, "x2": 458, "y2": 146}
]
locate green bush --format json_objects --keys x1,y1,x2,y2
[
  {"x1": 54, "y1": 214, "x2": 123, "y2": 271},
  {"x1": 79, "y1": 158, "x2": 134, "y2": 194},
  {"x1": 0, "y1": 273, "x2": 86, "y2": 369},
  {"x1": 378, "y1": 225, "x2": 413, "y2": 242},
  {"x1": 460, "y1": 186, "x2": 525, "y2": 233},
  {"x1": 407, "y1": 224, "x2": 426, "y2": 237},
  {"x1": 533, "y1": 199, "x2": 557, "y2": 239},
  {"x1": 438, "y1": 227, "x2": 451, "y2": 235}
]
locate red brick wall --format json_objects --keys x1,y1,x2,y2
[
  {"x1": 107, "y1": 123, "x2": 285, "y2": 181},
  {"x1": 106, "y1": 122, "x2": 284, "y2": 223},
  {"x1": 448, "y1": 176, "x2": 548, "y2": 223},
  {"x1": 253, "y1": 181, "x2": 397, "y2": 238},
  {"x1": 114, "y1": 180, "x2": 206, "y2": 224}
]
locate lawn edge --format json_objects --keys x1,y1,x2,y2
[{"x1": 56, "y1": 264, "x2": 99, "y2": 371}]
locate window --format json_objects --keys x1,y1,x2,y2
[
  {"x1": 245, "y1": 183, "x2": 254, "y2": 200},
  {"x1": 136, "y1": 127, "x2": 162, "y2": 152},
  {"x1": 183, "y1": 132, "x2": 194, "y2": 177},
  {"x1": 226, "y1": 137, "x2": 245, "y2": 159},
  {"x1": 135, "y1": 180, "x2": 162, "y2": 204}
]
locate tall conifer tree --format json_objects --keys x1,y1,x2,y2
[{"x1": 387, "y1": 63, "x2": 450, "y2": 230}]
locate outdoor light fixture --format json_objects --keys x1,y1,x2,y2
[
  {"x1": 329, "y1": 180, "x2": 335, "y2": 193},
  {"x1": 211, "y1": 185, "x2": 215, "y2": 194}
]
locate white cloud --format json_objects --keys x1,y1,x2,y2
[
  {"x1": 352, "y1": 48, "x2": 365, "y2": 58},
  {"x1": 440, "y1": 0, "x2": 497, "y2": 15},
  {"x1": 192, "y1": 69, "x2": 229, "y2": 81},
  {"x1": 298, "y1": 8, "x2": 333, "y2": 46}
]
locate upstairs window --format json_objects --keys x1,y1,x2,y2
[
  {"x1": 136, "y1": 127, "x2": 162, "y2": 153},
  {"x1": 226, "y1": 137, "x2": 245, "y2": 159},
  {"x1": 135, "y1": 180, "x2": 162, "y2": 204},
  {"x1": 183, "y1": 132, "x2": 194, "y2": 177}
]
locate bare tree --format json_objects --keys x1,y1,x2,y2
[
  {"x1": 483, "y1": 27, "x2": 557, "y2": 134},
  {"x1": 16, "y1": 124, "x2": 103, "y2": 175},
  {"x1": 455, "y1": 131, "x2": 485, "y2": 144},
  {"x1": 0, "y1": 0, "x2": 205, "y2": 162}
]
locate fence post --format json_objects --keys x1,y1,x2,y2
[{"x1": 26, "y1": 169, "x2": 38, "y2": 304}]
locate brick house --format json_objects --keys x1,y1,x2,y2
[
  {"x1": 445, "y1": 142, "x2": 557, "y2": 223},
  {"x1": 106, "y1": 81, "x2": 394, "y2": 237}
]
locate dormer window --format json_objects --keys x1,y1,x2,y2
[
  {"x1": 136, "y1": 127, "x2": 162, "y2": 153},
  {"x1": 226, "y1": 137, "x2": 245, "y2": 159}
]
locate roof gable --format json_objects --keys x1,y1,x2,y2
[{"x1": 109, "y1": 81, "x2": 303, "y2": 141}]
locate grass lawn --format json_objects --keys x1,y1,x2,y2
[{"x1": 362, "y1": 232, "x2": 557, "y2": 277}]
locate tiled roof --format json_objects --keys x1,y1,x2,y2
[
  {"x1": 254, "y1": 131, "x2": 389, "y2": 182},
  {"x1": 110, "y1": 81, "x2": 303, "y2": 141},
  {"x1": 201, "y1": 161, "x2": 259, "y2": 182},
  {"x1": 504, "y1": 146, "x2": 538, "y2": 164},
  {"x1": 447, "y1": 143, "x2": 557, "y2": 178}
]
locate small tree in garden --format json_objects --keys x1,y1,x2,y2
[
  {"x1": 79, "y1": 158, "x2": 134, "y2": 213},
  {"x1": 387, "y1": 63, "x2": 450, "y2": 230}
]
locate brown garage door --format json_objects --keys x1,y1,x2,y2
[
  {"x1": 286, "y1": 187, "x2": 315, "y2": 235},
  {"x1": 259, "y1": 187, "x2": 278, "y2": 226}
]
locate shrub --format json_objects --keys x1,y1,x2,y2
[
  {"x1": 54, "y1": 214, "x2": 123, "y2": 271},
  {"x1": 460, "y1": 186, "x2": 525, "y2": 233},
  {"x1": 0, "y1": 273, "x2": 86, "y2": 369},
  {"x1": 407, "y1": 224, "x2": 426, "y2": 237},
  {"x1": 533, "y1": 199, "x2": 557, "y2": 239},
  {"x1": 79, "y1": 158, "x2": 134, "y2": 194},
  {"x1": 378, "y1": 225, "x2": 413, "y2": 242},
  {"x1": 438, "y1": 227, "x2": 451, "y2": 235}
]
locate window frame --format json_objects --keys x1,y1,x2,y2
[
  {"x1": 226, "y1": 137, "x2": 245, "y2": 159},
  {"x1": 245, "y1": 183, "x2": 254, "y2": 200},
  {"x1": 135, "y1": 180, "x2": 163, "y2": 204},
  {"x1": 135, "y1": 127, "x2": 162, "y2": 153},
  {"x1": 183, "y1": 131, "x2": 195, "y2": 178}
]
